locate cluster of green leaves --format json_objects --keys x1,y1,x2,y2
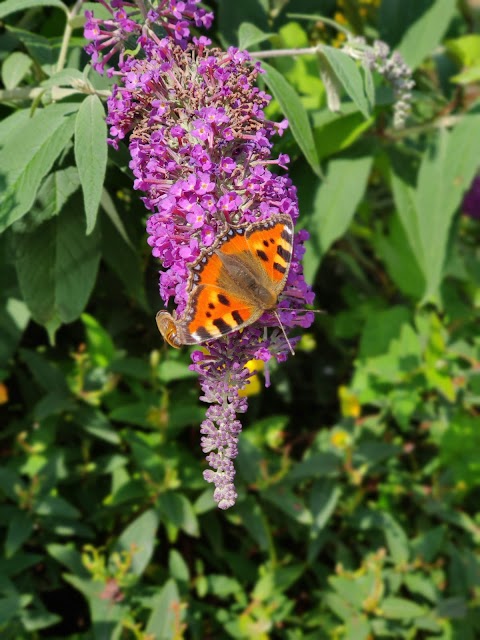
[{"x1": 1, "y1": 0, "x2": 480, "y2": 639}]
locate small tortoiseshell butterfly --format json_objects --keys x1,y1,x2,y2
[{"x1": 156, "y1": 214, "x2": 294, "y2": 348}]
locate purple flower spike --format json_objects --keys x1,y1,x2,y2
[{"x1": 86, "y1": 9, "x2": 314, "y2": 509}]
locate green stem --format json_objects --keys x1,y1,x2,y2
[
  {"x1": 56, "y1": 0, "x2": 86, "y2": 73},
  {"x1": 250, "y1": 45, "x2": 322, "y2": 59},
  {"x1": 287, "y1": 12, "x2": 352, "y2": 36},
  {"x1": 386, "y1": 114, "x2": 462, "y2": 139},
  {"x1": 0, "y1": 86, "x2": 111, "y2": 103}
]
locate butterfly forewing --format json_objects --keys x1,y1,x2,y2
[{"x1": 245, "y1": 215, "x2": 294, "y2": 294}]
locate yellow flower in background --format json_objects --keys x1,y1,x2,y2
[
  {"x1": 330, "y1": 428, "x2": 352, "y2": 450},
  {"x1": 0, "y1": 383, "x2": 8, "y2": 405},
  {"x1": 239, "y1": 359, "x2": 265, "y2": 397},
  {"x1": 338, "y1": 385, "x2": 361, "y2": 419}
]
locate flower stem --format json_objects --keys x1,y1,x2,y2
[
  {"x1": 287, "y1": 12, "x2": 352, "y2": 36},
  {"x1": 57, "y1": 0, "x2": 86, "y2": 73},
  {"x1": 250, "y1": 45, "x2": 322, "y2": 59}
]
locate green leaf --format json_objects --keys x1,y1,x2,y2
[
  {"x1": 321, "y1": 46, "x2": 372, "y2": 118},
  {"x1": 382, "y1": 513, "x2": 410, "y2": 565},
  {"x1": 5, "y1": 511, "x2": 34, "y2": 557},
  {"x1": 21, "y1": 609, "x2": 61, "y2": 632},
  {"x1": 303, "y1": 154, "x2": 372, "y2": 283},
  {"x1": 14, "y1": 201, "x2": 101, "y2": 337},
  {"x1": 0, "y1": 594, "x2": 22, "y2": 626},
  {"x1": 262, "y1": 486, "x2": 312, "y2": 525},
  {"x1": 234, "y1": 498, "x2": 270, "y2": 551},
  {"x1": 100, "y1": 208, "x2": 148, "y2": 310},
  {"x1": 113, "y1": 509, "x2": 159, "y2": 577},
  {"x1": 20, "y1": 349, "x2": 69, "y2": 392},
  {"x1": 0, "y1": 0, "x2": 68, "y2": 19},
  {"x1": 12, "y1": 167, "x2": 81, "y2": 230},
  {"x1": 81, "y1": 313, "x2": 116, "y2": 367},
  {"x1": 317, "y1": 51, "x2": 342, "y2": 113},
  {"x1": 0, "y1": 299, "x2": 30, "y2": 370},
  {"x1": 309, "y1": 479, "x2": 341, "y2": 535},
  {"x1": 237, "y1": 22, "x2": 273, "y2": 49},
  {"x1": 168, "y1": 549, "x2": 190, "y2": 583},
  {"x1": 404, "y1": 573, "x2": 438, "y2": 603},
  {"x1": 398, "y1": 0, "x2": 456, "y2": 70},
  {"x1": 445, "y1": 34, "x2": 480, "y2": 66},
  {"x1": 41, "y1": 67, "x2": 85, "y2": 88},
  {"x1": 0, "y1": 468, "x2": 23, "y2": 501},
  {"x1": 146, "y1": 579, "x2": 182, "y2": 638},
  {"x1": 312, "y1": 107, "x2": 374, "y2": 162},
  {"x1": 0, "y1": 105, "x2": 77, "y2": 232},
  {"x1": 450, "y1": 66, "x2": 480, "y2": 85},
  {"x1": 261, "y1": 61, "x2": 322, "y2": 177},
  {"x1": 391, "y1": 114, "x2": 480, "y2": 302},
  {"x1": 381, "y1": 597, "x2": 427, "y2": 619},
  {"x1": 35, "y1": 496, "x2": 80, "y2": 519},
  {"x1": 416, "y1": 115, "x2": 480, "y2": 298},
  {"x1": 373, "y1": 213, "x2": 425, "y2": 299},
  {"x1": 64, "y1": 574, "x2": 125, "y2": 636},
  {"x1": 157, "y1": 493, "x2": 199, "y2": 537},
  {"x1": 217, "y1": 0, "x2": 269, "y2": 48},
  {"x1": 75, "y1": 95, "x2": 108, "y2": 234},
  {"x1": 1, "y1": 52, "x2": 32, "y2": 89},
  {"x1": 73, "y1": 406, "x2": 121, "y2": 445},
  {"x1": 47, "y1": 543, "x2": 88, "y2": 576},
  {"x1": 6, "y1": 27, "x2": 58, "y2": 73},
  {"x1": 345, "y1": 616, "x2": 371, "y2": 640},
  {"x1": 157, "y1": 360, "x2": 197, "y2": 383},
  {"x1": 100, "y1": 188, "x2": 134, "y2": 250},
  {"x1": 358, "y1": 306, "x2": 411, "y2": 358}
]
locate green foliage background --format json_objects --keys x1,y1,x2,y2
[{"x1": 1, "y1": 0, "x2": 480, "y2": 638}]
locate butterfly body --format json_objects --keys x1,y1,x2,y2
[{"x1": 156, "y1": 214, "x2": 294, "y2": 348}]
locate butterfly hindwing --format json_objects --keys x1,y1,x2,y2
[{"x1": 181, "y1": 284, "x2": 262, "y2": 343}]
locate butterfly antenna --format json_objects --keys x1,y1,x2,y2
[{"x1": 273, "y1": 310, "x2": 295, "y2": 356}]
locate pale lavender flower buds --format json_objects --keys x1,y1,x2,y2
[{"x1": 343, "y1": 36, "x2": 415, "y2": 129}]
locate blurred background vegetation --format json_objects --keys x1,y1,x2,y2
[{"x1": 1, "y1": 0, "x2": 480, "y2": 638}]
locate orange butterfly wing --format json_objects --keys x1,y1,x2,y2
[
  {"x1": 244, "y1": 214, "x2": 294, "y2": 295},
  {"x1": 174, "y1": 223, "x2": 259, "y2": 343},
  {"x1": 157, "y1": 215, "x2": 294, "y2": 346}
]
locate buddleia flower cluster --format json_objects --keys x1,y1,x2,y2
[
  {"x1": 84, "y1": 0, "x2": 213, "y2": 74},
  {"x1": 342, "y1": 36, "x2": 415, "y2": 128},
  {"x1": 85, "y1": 2, "x2": 314, "y2": 509}
]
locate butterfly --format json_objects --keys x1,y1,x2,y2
[{"x1": 156, "y1": 214, "x2": 294, "y2": 349}]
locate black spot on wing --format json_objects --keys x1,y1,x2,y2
[
  {"x1": 273, "y1": 262, "x2": 286, "y2": 274},
  {"x1": 217, "y1": 293, "x2": 230, "y2": 306},
  {"x1": 208, "y1": 302, "x2": 215, "y2": 309},
  {"x1": 213, "y1": 317, "x2": 233, "y2": 334},
  {"x1": 281, "y1": 229, "x2": 291, "y2": 242},
  {"x1": 277, "y1": 245, "x2": 291, "y2": 261},
  {"x1": 256, "y1": 249, "x2": 268, "y2": 262},
  {"x1": 232, "y1": 310, "x2": 244, "y2": 325},
  {"x1": 196, "y1": 327, "x2": 213, "y2": 341}
]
